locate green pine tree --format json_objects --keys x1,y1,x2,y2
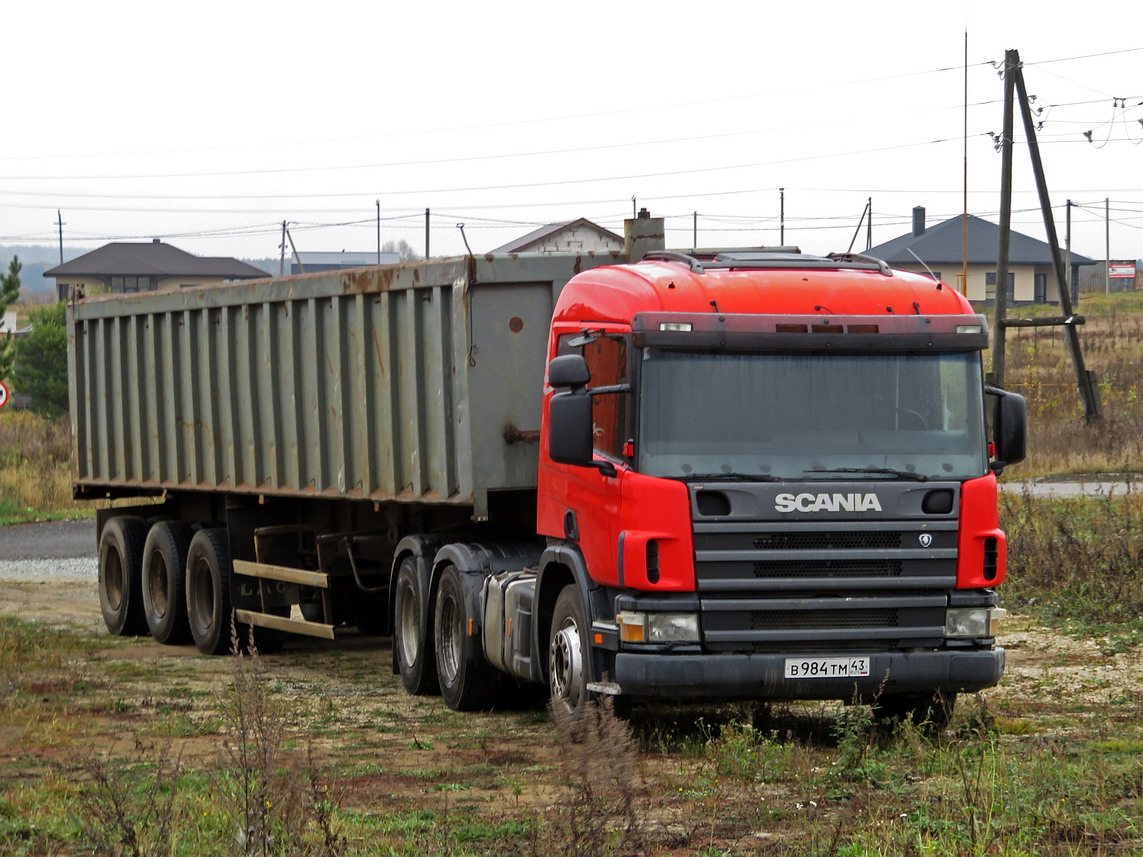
[
  {"x1": 0, "y1": 256, "x2": 22, "y2": 381},
  {"x1": 12, "y1": 300, "x2": 68, "y2": 416}
]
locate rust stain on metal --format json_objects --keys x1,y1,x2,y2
[
  {"x1": 508, "y1": 316, "x2": 524, "y2": 334},
  {"x1": 341, "y1": 266, "x2": 398, "y2": 295},
  {"x1": 503, "y1": 423, "x2": 540, "y2": 444}
]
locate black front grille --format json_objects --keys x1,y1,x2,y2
[
  {"x1": 752, "y1": 531, "x2": 902, "y2": 551},
  {"x1": 750, "y1": 608, "x2": 898, "y2": 631},
  {"x1": 752, "y1": 559, "x2": 904, "y2": 578},
  {"x1": 695, "y1": 517, "x2": 957, "y2": 650}
]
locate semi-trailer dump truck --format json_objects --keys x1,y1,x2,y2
[{"x1": 69, "y1": 241, "x2": 1026, "y2": 725}]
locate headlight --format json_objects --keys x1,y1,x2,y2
[
  {"x1": 617, "y1": 611, "x2": 700, "y2": 643},
  {"x1": 946, "y1": 607, "x2": 1004, "y2": 638}
]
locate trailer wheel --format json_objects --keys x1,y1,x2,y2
[
  {"x1": 434, "y1": 566, "x2": 500, "y2": 711},
  {"x1": 98, "y1": 516, "x2": 149, "y2": 636},
  {"x1": 549, "y1": 585, "x2": 591, "y2": 722},
  {"x1": 141, "y1": 521, "x2": 193, "y2": 645},
  {"x1": 393, "y1": 557, "x2": 439, "y2": 695},
  {"x1": 185, "y1": 528, "x2": 235, "y2": 655}
]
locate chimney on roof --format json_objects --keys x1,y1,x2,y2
[
  {"x1": 152, "y1": 238, "x2": 161, "y2": 243},
  {"x1": 912, "y1": 207, "x2": 926, "y2": 237},
  {"x1": 624, "y1": 208, "x2": 665, "y2": 262}
]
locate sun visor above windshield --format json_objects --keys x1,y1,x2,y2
[{"x1": 632, "y1": 313, "x2": 990, "y2": 353}]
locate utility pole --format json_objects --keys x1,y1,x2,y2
[
  {"x1": 279, "y1": 221, "x2": 287, "y2": 276},
  {"x1": 286, "y1": 225, "x2": 305, "y2": 274},
  {"x1": 992, "y1": 50, "x2": 1016, "y2": 388},
  {"x1": 995, "y1": 49, "x2": 1100, "y2": 420},
  {"x1": 866, "y1": 197, "x2": 872, "y2": 251},
  {"x1": 693, "y1": 211, "x2": 697, "y2": 248},
  {"x1": 56, "y1": 210, "x2": 65, "y2": 265},
  {"x1": 1105, "y1": 198, "x2": 1110, "y2": 295},
  {"x1": 376, "y1": 199, "x2": 381, "y2": 265},
  {"x1": 779, "y1": 188, "x2": 785, "y2": 245},
  {"x1": 425, "y1": 208, "x2": 431, "y2": 259},
  {"x1": 1065, "y1": 200, "x2": 1072, "y2": 301}
]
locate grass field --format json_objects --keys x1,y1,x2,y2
[{"x1": 1, "y1": 291, "x2": 1141, "y2": 854}]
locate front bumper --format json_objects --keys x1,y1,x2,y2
[{"x1": 613, "y1": 648, "x2": 1005, "y2": 700}]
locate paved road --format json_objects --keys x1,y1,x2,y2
[
  {"x1": 0, "y1": 519, "x2": 97, "y2": 580},
  {"x1": 1000, "y1": 480, "x2": 1137, "y2": 498}
]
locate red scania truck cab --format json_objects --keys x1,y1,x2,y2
[{"x1": 538, "y1": 250, "x2": 1025, "y2": 723}]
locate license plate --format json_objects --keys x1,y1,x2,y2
[{"x1": 784, "y1": 656, "x2": 870, "y2": 679}]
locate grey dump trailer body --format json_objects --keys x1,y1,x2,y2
[
  {"x1": 69, "y1": 251, "x2": 625, "y2": 651},
  {"x1": 69, "y1": 252, "x2": 623, "y2": 518}
]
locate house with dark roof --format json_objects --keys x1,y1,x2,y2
[
  {"x1": 491, "y1": 218, "x2": 624, "y2": 255},
  {"x1": 45, "y1": 240, "x2": 269, "y2": 301},
  {"x1": 866, "y1": 207, "x2": 1095, "y2": 304}
]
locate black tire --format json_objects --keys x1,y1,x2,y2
[
  {"x1": 434, "y1": 566, "x2": 501, "y2": 711},
  {"x1": 185, "y1": 528, "x2": 235, "y2": 655},
  {"x1": 98, "y1": 516, "x2": 149, "y2": 636},
  {"x1": 873, "y1": 691, "x2": 957, "y2": 734},
  {"x1": 141, "y1": 521, "x2": 193, "y2": 644},
  {"x1": 393, "y1": 556, "x2": 438, "y2": 695},
  {"x1": 549, "y1": 585, "x2": 592, "y2": 722}
]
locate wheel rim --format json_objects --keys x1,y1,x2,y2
[
  {"x1": 146, "y1": 555, "x2": 169, "y2": 618},
  {"x1": 438, "y1": 593, "x2": 461, "y2": 683},
  {"x1": 398, "y1": 582, "x2": 419, "y2": 665},
  {"x1": 104, "y1": 551, "x2": 125, "y2": 611},
  {"x1": 550, "y1": 618, "x2": 583, "y2": 709},
  {"x1": 188, "y1": 558, "x2": 214, "y2": 631}
]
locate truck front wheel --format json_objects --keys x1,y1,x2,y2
[
  {"x1": 98, "y1": 516, "x2": 149, "y2": 636},
  {"x1": 185, "y1": 528, "x2": 234, "y2": 655},
  {"x1": 141, "y1": 521, "x2": 193, "y2": 644},
  {"x1": 549, "y1": 586, "x2": 591, "y2": 722},
  {"x1": 434, "y1": 566, "x2": 502, "y2": 711},
  {"x1": 394, "y1": 557, "x2": 438, "y2": 695}
]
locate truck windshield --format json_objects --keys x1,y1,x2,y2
[{"x1": 638, "y1": 349, "x2": 987, "y2": 481}]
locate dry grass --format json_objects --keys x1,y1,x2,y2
[
  {"x1": 989, "y1": 291, "x2": 1143, "y2": 477},
  {"x1": 0, "y1": 410, "x2": 85, "y2": 522}
]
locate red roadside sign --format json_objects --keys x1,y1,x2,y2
[
  {"x1": 1109, "y1": 261, "x2": 1136, "y2": 279},
  {"x1": 0, "y1": 381, "x2": 8, "y2": 410}
]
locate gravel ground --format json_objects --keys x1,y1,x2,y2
[
  {"x1": 0, "y1": 557, "x2": 98, "y2": 580},
  {"x1": 0, "y1": 519, "x2": 97, "y2": 580}
]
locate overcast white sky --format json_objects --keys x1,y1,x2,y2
[{"x1": 3, "y1": 0, "x2": 1141, "y2": 265}]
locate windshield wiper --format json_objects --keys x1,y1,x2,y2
[
  {"x1": 804, "y1": 467, "x2": 928, "y2": 482},
  {"x1": 682, "y1": 473, "x2": 783, "y2": 483}
]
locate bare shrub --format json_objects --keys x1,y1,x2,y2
[
  {"x1": 72, "y1": 741, "x2": 183, "y2": 857},
  {"x1": 544, "y1": 697, "x2": 647, "y2": 857},
  {"x1": 217, "y1": 627, "x2": 349, "y2": 857}
]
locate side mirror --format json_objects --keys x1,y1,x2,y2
[
  {"x1": 985, "y1": 387, "x2": 1027, "y2": 474},
  {"x1": 548, "y1": 354, "x2": 590, "y2": 389},
  {"x1": 549, "y1": 390, "x2": 594, "y2": 466},
  {"x1": 546, "y1": 355, "x2": 617, "y2": 477}
]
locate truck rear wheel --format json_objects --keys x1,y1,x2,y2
[
  {"x1": 434, "y1": 566, "x2": 501, "y2": 711},
  {"x1": 98, "y1": 516, "x2": 149, "y2": 636},
  {"x1": 141, "y1": 521, "x2": 193, "y2": 644},
  {"x1": 185, "y1": 528, "x2": 234, "y2": 655},
  {"x1": 549, "y1": 585, "x2": 591, "y2": 722},
  {"x1": 394, "y1": 557, "x2": 438, "y2": 695}
]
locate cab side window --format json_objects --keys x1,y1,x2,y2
[{"x1": 556, "y1": 334, "x2": 629, "y2": 461}]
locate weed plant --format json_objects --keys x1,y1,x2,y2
[{"x1": 1000, "y1": 489, "x2": 1143, "y2": 647}]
